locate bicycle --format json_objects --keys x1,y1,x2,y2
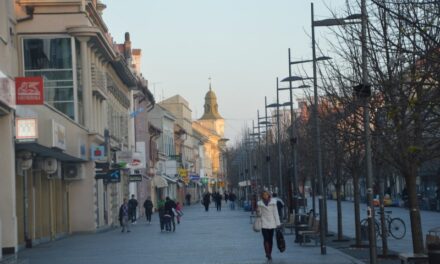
[{"x1": 360, "y1": 210, "x2": 406, "y2": 239}]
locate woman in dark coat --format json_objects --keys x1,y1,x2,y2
[{"x1": 203, "y1": 192, "x2": 211, "y2": 212}]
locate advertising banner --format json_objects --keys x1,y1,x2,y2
[{"x1": 15, "y1": 76, "x2": 44, "y2": 105}]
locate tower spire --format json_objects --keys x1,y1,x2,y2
[{"x1": 209, "y1": 76, "x2": 212, "y2": 91}]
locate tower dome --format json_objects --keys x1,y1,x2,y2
[{"x1": 200, "y1": 84, "x2": 223, "y2": 120}]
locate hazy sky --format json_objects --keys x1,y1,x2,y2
[{"x1": 103, "y1": 0, "x2": 346, "y2": 145}]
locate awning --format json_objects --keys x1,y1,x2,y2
[
  {"x1": 16, "y1": 142, "x2": 85, "y2": 162},
  {"x1": 153, "y1": 175, "x2": 168, "y2": 188},
  {"x1": 162, "y1": 174, "x2": 178, "y2": 183}
]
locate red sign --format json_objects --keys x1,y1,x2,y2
[{"x1": 15, "y1": 76, "x2": 44, "y2": 105}]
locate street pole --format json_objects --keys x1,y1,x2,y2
[
  {"x1": 276, "y1": 78, "x2": 283, "y2": 200},
  {"x1": 264, "y1": 96, "x2": 272, "y2": 191},
  {"x1": 287, "y1": 48, "x2": 298, "y2": 216},
  {"x1": 311, "y1": 3, "x2": 326, "y2": 255},
  {"x1": 361, "y1": 0, "x2": 377, "y2": 262}
]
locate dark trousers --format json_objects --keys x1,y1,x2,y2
[
  {"x1": 145, "y1": 209, "x2": 152, "y2": 222},
  {"x1": 262, "y1": 228, "x2": 275, "y2": 258},
  {"x1": 129, "y1": 210, "x2": 136, "y2": 223},
  {"x1": 163, "y1": 216, "x2": 171, "y2": 231},
  {"x1": 204, "y1": 204, "x2": 209, "y2": 211},
  {"x1": 216, "y1": 202, "x2": 222, "y2": 211}
]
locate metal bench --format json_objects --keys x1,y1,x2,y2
[
  {"x1": 398, "y1": 253, "x2": 428, "y2": 264},
  {"x1": 298, "y1": 218, "x2": 320, "y2": 246}
]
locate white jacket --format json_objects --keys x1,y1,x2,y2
[{"x1": 257, "y1": 199, "x2": 281, "y2": 229}]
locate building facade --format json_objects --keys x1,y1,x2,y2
[
  {"x1": 8, "y1": 0, "x2": 145, "y2": 251},
  {"x1": 0, "y1": 0, "x2": 18, "y2": 256}
]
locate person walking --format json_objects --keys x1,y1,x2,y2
[
  {"x1": 164, "y1": 197, "x2": 177, "y2": 232},
  {"x1": 118, "y1": 198, "x2": 130, "y2": 233},
  {"x1": 215, "y1": 192, "x2": 223, "y2": 211},
  {"x1": 185, "y1": 193, "x2": 191, "y2": 206},
  {"x1": 157, "y1": 199, "x2": 165, "y2": 232},
  {"x1": 128, "y1": 194, "x2": 138, "y2": 224},
  {"x1": 224, "y1": 191, "x2": 229, "y2": 204},
  {"x1": 272, "y1": 193, "x2": 284, "y2": 221},
  {"x1": 203, "y1": 192, "x2": 211, "y2": 212},
  {"x1": 257, "y1": 191, "x2": 281, "y2": 263},
  {"x1": 143, "y1": 196, "x2": 154, "y2": 224},
  {"x1": 229, "y1": 192, "x2": 236, "y2": 210}
]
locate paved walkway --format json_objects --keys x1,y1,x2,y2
[{"x1": 14, "y1": 203, "x2": 362, "y2": 264}]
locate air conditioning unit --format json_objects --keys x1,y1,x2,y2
[
  {"x1": 47, "y1": 161, "x2": 62, "y2": 180},
  {"x1": 63, "y1": 163, "x2": 85, "y2": 180},
  {"x1": 43, "y1": 158, "x2": 58, "y2": 174}
]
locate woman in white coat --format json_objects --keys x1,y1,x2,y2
[{"x1": 257, "y1": 191, "x2": 281, "y2": 262}]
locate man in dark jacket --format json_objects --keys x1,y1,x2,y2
[
  {"x1": 203, "y1": 192, "x2": 211, "y2": 212},
  {"x1": 128, "y1": 195, "x2": 138, "y2": 223},
  {"x1": 143, "y1": 196, "x2": 154, "y2": 224},
  {"x1": 164, "y1": 197, "x2": 177, "y2": 232}
]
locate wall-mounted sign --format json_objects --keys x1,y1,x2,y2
[
  {"x1": 117, "y1": 150, "x2": 145, "y2": 169},
  {"x1": 105, "y1": 169, "x2": 121, "y2": 183},
  {"x1": 15, "y1": 76, "x2": 44, "y2": 105},
  {"x1": 16, "y1": 118, "x2": 38, "y2": 141},
  {"x1": 190, "y1": 173, "x2": 200, "y2": 181},
  {"x1": 129, "y1": 174, "x2": 142, "y2": 182},
  {"x1": 95, "y1": 162, "x2": 110, "y2": 179},
  {"x1": 91, "y1": 144, "x2": 106, "y2": 161},
  {"x1": 51, "y1": 120, "x2": 66, "y2": 150},
  {"x1": 0, "y1": 71, "x2": 16, "y2": 109}
]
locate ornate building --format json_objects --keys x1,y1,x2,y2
[{"x1": 193, "y1": 84, "x2": 227, "y2": 192}]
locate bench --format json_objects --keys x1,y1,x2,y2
[
  {"x1": 282, "y1": 213, "x2": 295, "y2": 235},
  {"x1": 298, "y1": 218, "x2": 320, "y2": 246},
  {"x1": 398, "y1": 253, "x2": 428, "y2": 264}
]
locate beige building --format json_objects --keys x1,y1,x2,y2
[
  {"x1": 9, "y1": 0, "x2": 140, "y2": 250},
  {"x1": 192, "y1": 86, "x2": 228, "y2": 192},
  {"x1": 0, "y1": 0, "x2": 18, "y2": 256}
]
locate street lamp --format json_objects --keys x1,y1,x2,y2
[{"x1": 311, "y1": 1, "x2": 374, "y2": 260}]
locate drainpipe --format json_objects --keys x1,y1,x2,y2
[
  {"x1": 17, "y1": 6, "x2": 34, "y2": 23},
  {"x1": 23, "y1": 169, "x2": 31, "y2": 248}
]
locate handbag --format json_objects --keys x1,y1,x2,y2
[
  {"x1": 276, "y1": 228, "x2": 286, "y2": 252},
  {"x1": 253, "y1": 217, "x2": 262, "y2": 232}
]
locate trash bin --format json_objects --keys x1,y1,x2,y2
[{"x1": 427, "y1": 243, "x2": 440, "y2": 264}]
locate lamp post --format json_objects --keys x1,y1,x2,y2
[
  {"x1": 280, "y1": 70, "x2": 312, "y2": 217},
  {"x1": 267, "y1": 89, "x2": 291, "y2": 203},
  {"x1": 311, "y1": 1, "x2": 374, "y2": 261}
]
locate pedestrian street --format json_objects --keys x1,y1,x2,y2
[{"x1": 16, "y1": 203, "x2": 362, "y2": 264}]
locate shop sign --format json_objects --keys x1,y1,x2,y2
[
  {"x1": 117, "y1": 150, "x2": 145, "y2": 169},
  {"x1": 16, "y1": 118, "x2": 38, "y2": 141},
  {"x1": 51, "y1": 120, "x2": 66, "y2": 150},
  {"x1": 105, "y1": 169, "x2": 121, "y2": 183},
  {"x1": 0, "y1": 71, "x2": 16, "y2": 108},
  {"x1": 91, "y1": 144, "x2": 106, "y2": 161},
  {"x1": 94, "y1": 162, "x2": 109, "y2": 179},
  {"x1": 189, "y1": 173, "x2": 200, "y2": 181},
  {"x1": 129, "y1": 174, "x2": 142, "y2": 182},
  {"x1": 15, "y1": 76, "x2": 44, "y2": 105}
]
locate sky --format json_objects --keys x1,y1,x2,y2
[{"x1": 103, "y1": 0, "x2": 347, "y2": 146}]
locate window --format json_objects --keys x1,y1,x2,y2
[{"x1": 23, "y1": 37, "x2": 76, "y2": 120}]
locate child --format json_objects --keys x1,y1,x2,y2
[{"x1": 175, "y1": 202, "x2": 183, "y2": 224}]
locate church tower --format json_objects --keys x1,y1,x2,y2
[{"x1": 199, "y1": 83, "x2": 224, "y2": 137}]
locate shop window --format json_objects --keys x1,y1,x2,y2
[{"x1": 23, "y1": 37, "x2": 76, "y2": 120}]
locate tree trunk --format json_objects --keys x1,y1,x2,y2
[
  {"x1": 405, "y1": 168, "x2": 424, "y2": 253},
  {"x1": 379, "y1": 177, "x2": 388, "y2": 256},
  {"x1": 336, "y1": 180, "x2": 343, "y2": 240},
  {"x1": 353, "y1": 171, "x2": 362, "y2": 246}
]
